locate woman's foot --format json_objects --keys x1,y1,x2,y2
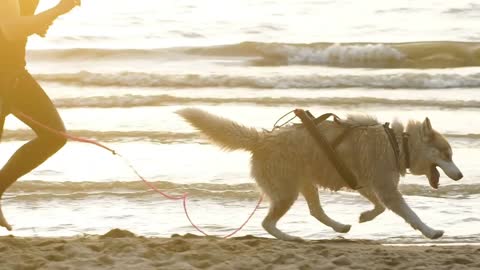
[{"x1": 0, "y1": 201, "x2": 12, "y2": 231}]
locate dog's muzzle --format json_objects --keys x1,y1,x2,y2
[{"x1": 436, "y1": 160, "x2": 463, "y2": 182}]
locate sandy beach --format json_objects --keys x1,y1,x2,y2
[{"x1": 0, "y1": 229, "x2": 478, "y2": 270}]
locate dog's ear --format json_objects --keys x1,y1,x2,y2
[{"x1": 422, "y1": 117, "x2": 434, "y2": 142}]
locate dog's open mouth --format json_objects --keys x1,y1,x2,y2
[{"x1": 428, "y1": 165, "x2": 440, "y2": 189}]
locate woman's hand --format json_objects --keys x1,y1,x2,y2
[
  {"x1": 55, "y1": 0, "x2": 81, "y2": 15},
  {"x1": 35, "y1": 22, "x2": 52, "y2": 37},
  {"x1": 0, "y1": 0, "x2": 81, "y2": 41},
  {"x1": 37, "y1": 0, "x2": 81, "y2": 37}
]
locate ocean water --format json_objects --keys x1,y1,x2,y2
[{"x1": 1, "y1": 0, "x2": 479, "y2": 243}]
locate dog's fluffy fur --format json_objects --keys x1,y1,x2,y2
[{"x1": 178, "y1": 108, "x2": 463, "y2": 240}]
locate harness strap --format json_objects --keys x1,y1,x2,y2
[
  {"x1": 331, "y1": 127, "x2": 353, "y2": 149},
  {"x1": 295, "y1": 109, "x2": 361, "y2": 190},
  {"x1": 383, "y1": 122, "x2": 400, "y2": 170},
  {"x1": 383, "y1": 122, "x2": 411, "y2": 171},
  {"x1": 313, "y1": 112, "x2": 341, "y2": 125},
  {"x1": 402, "y1": 133, "x2": 410, "y2": 169},
  {"x1": 312, "y1": 111, "x2": 354, "y2": 149}
]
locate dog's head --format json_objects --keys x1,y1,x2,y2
[{"x1": 408, "y1": 118, "x2": 463, "y2": 189}]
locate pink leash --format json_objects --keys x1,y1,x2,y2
[{"x1": 13, "y1": 109, "x2": 264, "y2": 238}]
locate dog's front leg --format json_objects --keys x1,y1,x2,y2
[
  {"x1": 357, "y1": 188, "x2": 385, "y2": 223},
  {"x1": 374, "y1": 186, "x2": 443, "y2": 239}
]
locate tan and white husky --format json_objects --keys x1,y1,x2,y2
[{"x1": 178, "y1": 108, "x2": 463, "y2": 241}]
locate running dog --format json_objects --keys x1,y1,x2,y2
[{"x1": 177, "y1": 108, "x2": 463, "y2": 241}]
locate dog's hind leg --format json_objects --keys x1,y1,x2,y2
[
  {"x1": 262, "y1": 191, "x2": 302, "y2": 241},
  {"x1": 301, "y1": 183, "x2": 351, "y2": 233},
  {"x1": 358, "y1": 188, "x2": 385, "y2": 223},
  {"x1": 374, "y1": 186, "x2": 443, "y2": 239}
]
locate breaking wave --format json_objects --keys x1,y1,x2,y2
[
  {"x1": 35, "y1": 71, "x2": 480, "y2": 89},
  {"x1": 29, "y1": 41, "x2": 480, "y2": 68},
  {"x1": 47, "y1": 94, "x2": 480, "y2": 109},
  {"x1": 28, "y1": 48, "x2": 176, "y2": 60},
  {"x1": 5, "y1": 181, "x2": 480, "y2": 201}
]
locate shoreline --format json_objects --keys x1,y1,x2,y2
[{"x1": 1, "y1": 229, "x2": 478, "y2": 270}]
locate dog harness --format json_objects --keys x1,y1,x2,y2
[
  {"x1": 294, "y1": 109, "x2": 362, "y2": 190},
  {"x1": 402, "y1": 134, "x2": 410, "y2": 169},
  {"x1": 283, "y1": 109, "x2": 411, "y2": 190},
  {"x1": 383, "y1": 123, "x2": 410, "y2": 170}
]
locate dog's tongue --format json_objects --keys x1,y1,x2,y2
[{"x1": 429, "y1": 166, "x2": 440, "y2": 189}]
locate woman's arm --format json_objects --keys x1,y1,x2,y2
[
  {"x1": 20, "y1": 0, "x2": 40, "y2": 16},
  {"x1": 0, "y1": 0, "x2": 80, "y2": 41},
  {"x1": 20, "y1": 0, "x2": 47, "y2": 37}
]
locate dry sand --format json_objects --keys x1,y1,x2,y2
[{"x1": 0, "y1": 229, "x2": 479, "y2": 270}]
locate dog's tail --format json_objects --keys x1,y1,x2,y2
[{"x1": 177, "y1": 108, "x2": 261, "y2": 151}]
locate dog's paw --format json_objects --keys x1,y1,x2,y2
[
  {"x1": 334, "y1": 224, "x2": 351, "y2": 233},
  {"x1": 280, "y1": 235, "x2": 304, "y2": 242},
  {"x1": 423, "y1": 229, "x2": 444, "y2": 239},
  {"x1": 426, "y1": 230, "x2": 444, "y2": 240},
  {"x1": 359, "y1": 211, "x2": 374, "y2": 223},
  {"x1": 359, "y1": 209, "x2": 384, "y2": 223}
]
